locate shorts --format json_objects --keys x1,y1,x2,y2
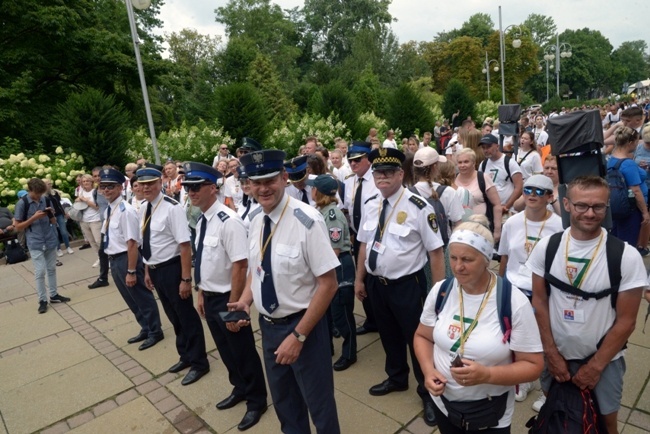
[{"x1": 540, "y1": 356, "x2": 626, "y2": 415}]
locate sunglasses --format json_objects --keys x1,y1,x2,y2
[
  {"x1": 523, "y1": 186, "x2": 551, "y2": 196},
  {"x1": 98, "y1": 184, "x2": 118, "y2": 190},
  {"x1": 183, "y1": 183, "x2": 212, "y2": 192}
]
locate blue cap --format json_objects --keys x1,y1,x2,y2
[
  {"x1": 240, "y1": 150, "x2": 287, "y2": 180},
  {"x1": 135, "y1": 167, "x2": 162, "y2": 183},
  {"x1": 181, "y1": 162, "x2": 222, "y2": 185},
  {"x1": 237, "y1": 166, "x2": 249, "y2": 180},
  {"x1": 306, "y1": 174, "x2": 339, "y2": 196},
  {"x1": 369, "y1": 148, "x2": 405, "y2": 170},
  {"x1": 479, "y1": 134, "x2": 499, "y2": 146},
  {"x1": 99, "y1": 168, "x2": 126, "y2": 184},
  {"x1": 240, "y1": 137, "x2": 263, "y2": 152},
  {"x1": 347, "y1": 141, "x2": 372, "y2": 160},
  {"x1": 17, "y1": 190, "x2": 28, "y2": 199},
  {"x1": 284, "y1": 155, "x2": 308, "y2": 182}
]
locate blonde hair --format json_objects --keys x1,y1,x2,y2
[
  {"x1": 642, "y1": 123, "x2": 650, "y2": 144},
  {"x1": 457, "y1": 147, "x2": 477, "y2": 163},
  {"x1": 614, "y1": 126, "x2": 639, "y2": 148},
  {"x1": 453, "y1": 215, "x2": 494, "y2": 246},
  {"x1": 437, "y1": 160, "x2": 456, "y2": 186},
  {"x1": 314, "y1": 189, "x2": 339, "y2": 208}
]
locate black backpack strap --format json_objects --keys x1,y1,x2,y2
[
  {"x1": 480, "y1": 159, "x2": 487, "y2": 173},
  {"x1": 21, "y1": 195, "x2": 29, "y2": 222},
  {"x1": 544, "y1": 232, "x2": 563, "y2": 295},
  {"x1": 496, "y1": 276, "x2": 512, "y2": 343},
  {"x1": 436, "y1": 185, "x2": 448, "y2": 198},
  {"x1": 434, "y1": 278, "x2": 455, "y2": 316},
  {"x1": 605, "y1": 235, "x2": 624, "y2": 309},
  {"x1": 477, "y1": 171, "x2": 487, "y2": 196},
  {"x1": 504, "y1": 155, "x2": 512, "y2": 182}
]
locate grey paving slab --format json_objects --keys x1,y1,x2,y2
[
  {"x1": 0, "y1": 270, "x2": 33, "y2": 303},
  {"x1": 621, "y1": 343, "x2": 650, "y2": 408},
  {"x1": 73, "y1": 290, "x2": 132, "y2": 322},
  {"x1": 629, "y1": 300, "x2": 650, "y2": 349},
  {"x1": 0, "y1": 356, "x2": 132, "y2": 434},
  {"x1": 0, "y1": 299, "x2": 70, "y2": 353}
]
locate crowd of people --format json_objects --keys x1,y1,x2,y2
[{"x1": 3, "y1": 99, "x2": 650, "y2": 433}]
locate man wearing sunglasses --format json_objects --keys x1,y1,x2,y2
[
  {"x1": 212, "y1": 144, "x2": 234, "y2": 167},
  {"x1": 527, "y1": 175, "x2": 645, "y2": 434},
  {"x1": 98, "y1": 168, "x2": 163, "y2": 350}
]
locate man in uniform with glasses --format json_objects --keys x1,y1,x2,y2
[
  {"x1": 135, "y1": 166, "x2": 209, "y2": 385},
  {"x1": 527, "y1": 175, "x2": 645, "y2": 434}
]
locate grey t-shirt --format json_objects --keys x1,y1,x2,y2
[{"x1": 14, "y1": 196, "x2": 59, "y2": 251}]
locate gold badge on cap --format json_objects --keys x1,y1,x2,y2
[
  {"x1": 379, "y1": 148, "x2": 387, "y2": 157},
  {"x1": 396, "y1": 211, "x2": 407, "y2": 225}
]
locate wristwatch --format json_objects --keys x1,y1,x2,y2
[
  {"x1": 181, "y1": 277, "x2": 192, "y2": 283},
  {"x1": 292, "y1": 330, "x2": 307, "y2": 343},
  {"x1": 126, "y1": 270, "x2": 136, "y2": 275}
]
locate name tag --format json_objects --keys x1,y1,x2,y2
[
  {"x1": 256, "y1": 263, "x2": 265, "y2": 283},
  {"x1": 371, "y1": 241, "x2": 386, "y2": 254},
  {"x1": 562, "y1": 309, "x2": 585, "y2": 323}
]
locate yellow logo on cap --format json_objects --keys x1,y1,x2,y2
[{"x1": 379, "y1": 148, "x2": 387, "y2": 157}]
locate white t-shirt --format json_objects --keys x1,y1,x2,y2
[
  {"x1": 482, "y1": 155, "x2": 522, "y2": 205},
  {"x1": 224, "y1": 176, "x2": 243, "y2": 210},
  {"x1": 532, "y1": 128, "x2": 548, "y2": 146},
  {"x1": 80, "y1": 189, "x2": 100, "y2": 222},
  {"x1": 497, "y1": 212, "x2": 563, "y2": 295},
  {"x1": 420, "y1": 276, "x2": 543, "y2": 428},
  {"x1": 516, "y1": 148, "x2": 543, "y2": 180},
  {"x1": 445, "y1": 143, "x2": 463, "y2": 157},
  {"x1": 414, "y1": 181, "x2": 464, "y2": 224},
  {"x1": 332, "y1": 165, "x2": 352, "y2": 183},
  {"x1": 382, "y1": 139, "x2": 397, "y2": 149},
  {"x1": 526, "y1": 228, "x2": 647, "y2": 360}
]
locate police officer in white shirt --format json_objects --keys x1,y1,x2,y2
[
  {"x1": 136, "y1": 166, "x2": 209, "y2": 386},
  {"x1": 284, "y1": 155, "x2": 314, "y2": 206},
  {"x1": 228, "y1": 149, "x2": 342, "y2": 433},
  {"x1": 182, "y1": 162, "x2": 267, "y2": 431},
  {"x1": 98, "y1": 168, "x2": 163, "y2": 350},
  {"x1": 354, "y1": 147, "x2": 445, "y2": 427}
]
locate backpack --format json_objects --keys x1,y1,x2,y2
[
  {"x1": 544, "y1": 232, "x2": 624, "y2": 309},
  {"x1": 526, "y1": 380, "x2": 608, "y2": 434},
  {"x1": 434, "y1": 275, "x2": 512, "y2": 343},
  {"x1": 408, "y1": 186, "x2": 450, "y2": 245},
  {"x1": 20, "y1": 196, "x2": 52, "y2": 231},
  {"x1": 480, "y1": 155, "x2": 513, "y2": 183},
  {"x1": 477, "y1": 171, "x2": 495, "y2": 232},
  {"x1": 606, "y1": 159, "x2": 634, "y2": 220},
  {"x1": 4, "y1": 239, "x2": 28, "y2": 264}
]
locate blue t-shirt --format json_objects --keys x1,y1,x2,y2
[
  {"x1": 608, "y1": 156, "x2": 648, "y2": 202},
  {"x1": 14, "y1": 196, "x2": 59, "y2": 251}
]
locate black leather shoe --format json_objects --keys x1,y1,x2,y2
[
  {"x1": 127, "y1": 331, "x2": 148, "y2": 344},
  {"x1": 181, "y1": 367, "x2": 210, "y2": 386},
  {"x1": 79, "y1": 243, "x2": 91, "y2": 250},
  {"x1": 216, "y1": 394, "x2": 245, "y2": 410},
  {"x1": 88, "y1": 279, "x2": 109, "y2": 289},
  {"x1": 238, "y1": 407, "x2": 267, "y2": 431},
  {"x1": 356, "y1": 325, "x2": 378, "y2": 336},
  {"x1": 369, "y1": 379, "x2": 408, "y2": 396},
  {"x1": 138, "y1": 334, "x2": 164, "y2": 351},
  {"x1": 168, "y1": 360, "x2": 191, "y2": 373},
  {"x1": 423, "y1": 400, "x2": 437, "y2": 427},
  {"x1": 333, "y1": 356, "x2": 357, "y2": 371}
]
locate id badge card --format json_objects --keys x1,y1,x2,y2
[
  {"x1": 371, "y1": 241, "x2": 386, "y2": 254},
  {"x1": 256, "y1": 263, "x2": 265, "y2": 283},
  {"x1": 562, "y1": 308, "x2": 585, "y2": 323}
]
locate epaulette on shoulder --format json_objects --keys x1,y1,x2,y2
[
  {"x1": 248, "y1": 207, "x2": 262, "y2": 221},
  {"x1": 409, "y1": 194, "x2": 426, "y2": 210},
  {"x1": 345, "y1": 173, "x2": 355, "y2": 180},
  {"x1": 119, "y1": 202, "x2": 126, "y2": 212},
  {"x1": 293, "y1": 208, "x2": 314, "y2": 229},
  {"x1": 217, "y1": 211, "x2": 230, "y2": 222},
  {"x1": 163, "y1": 196, "x2": 179, "y2": 205}
]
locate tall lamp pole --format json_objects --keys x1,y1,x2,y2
[
  {"x1": 125, "y1": 0, "x2": 161, "y2": 165},
  {"x1": 544, "y1": 34, "x2": 572, "y2": 98},
  {"x1": 482, "y1": 52, "x2": 499, "y2": 100},
  {"x1": 538, "y1": 59, "x2": 551, "y2": 102},
  {"x1": 498, "y1": 6, "x2": 523, "y2": 104}
]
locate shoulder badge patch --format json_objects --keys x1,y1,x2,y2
[
  {"x1": 345, "y1": 173, "x2": 355, "y2": 180},
  {"x1": 328, "y1": 208, "x2": 337, "y2": 221},
  {"x1": 409, "y1": 195, "x2": 426, "y2": 209},
  {"x1": 329, "y1": 227, "x2": 342, "y2": 242},
  {"x1": 293, "y1": 208, "x2": 314, "y2": 229},
  {"x1": 217, "y1": 211, "x2": 230, "y2": 222},
  {"x1": 427, "y1": 213, "x2": 439, "y2": 233},
  {"x1": 119, "y1": 202, "x2": 126, "y2": 212},
  {"x1": 248, "y1": 207, "x2": 262, "y2": 221},
  {"x1": 163, "y1": 196, "x2": 179, "y2": 206}
]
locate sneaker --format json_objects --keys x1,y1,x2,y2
[
  {"x1": 50, "y1": 294, "x2": 71, "y2": 303},
  {"x1": 67, "y1": 247, "x2": 74, "y2": 254},
  {"x1": 57, "y1": 249, "x2": 63, "y2": 257},
  {"x1": 532, "y1": 393, "x2": 546, "y2": 413},
  {"x1": 38, "y1": 301, "x2": 48, "y2": 314},
  {"x1": 92, "y1": 259, "x2": 100, "y2": 268},
  {"x1": 637, "y1": 247, "x2": 649, "y2": 257},
  {"x1": 79, "y1": 243, "x2": 91, "y2": 250},
  {"x1": 515, "y1": 382, "x2": 533, "y2": 402}
]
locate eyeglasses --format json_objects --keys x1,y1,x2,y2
[
  {"x1": 98, "y1": 184, "x2": 118, "y2": 190},
  {"x1": 220, "y1": 148, "x2": 228, "y2": 151},
  {"x1": 567, "y1": 199, "x2": 608, "y2": 214},
  {"x1": 183, "y1": 183, "x2": 212, "y2": 192},
  {"x1": 372, "y1": 169, "x2": 400, "y2": 179},
  {"x1": 523, "y1": 186, "x2": 551, "y2": 197}
]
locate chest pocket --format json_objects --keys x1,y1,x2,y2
[
  {"x1": 151, "y1": 218, "x2": 166, "y2": 232},
  {"x1": 202, "y1": 235, "x2": 220, "y2": 257},
  {"x1": 387, "y1": 222, "x2": 410, "y2": 238},
  {"x1": 274, "y1": 243, "x2": 300, "y2": 274}
]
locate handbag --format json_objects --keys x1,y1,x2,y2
[{"x1": 441, "y1": 391, "x2": 509, "y2": 431}]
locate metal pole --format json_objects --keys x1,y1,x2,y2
[
  {"x1": 546, "y1": 60, "x2": 549, "y2": 102},
  {"x1": 125, "y1": 0, "x2": 160, "y2": 165},
  {"x1": 499, "y1": 6, "x2": 506, "y2": 104},
  {"x1": 556, "y1": 33, "x2": 560, "y2": 97},
  {"x1": 485, "y1": 51, "x2": 491, "y2": 100}
]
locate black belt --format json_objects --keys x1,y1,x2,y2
[
  {"x1": 370, "y1": 271, "x2": 419, "y2": 286},
  {"x1": 147, "y1": 255, "x2": 180, "y2": 269},
  {"x1": 107, "y1": 251, "x2": 127, "y2": 261},
  {"x1": 261, "y1": 309, "x2": 306, "y2": 325},
  {"x1": 201, "y1": 290, "x2": 226, "y2": 298}
]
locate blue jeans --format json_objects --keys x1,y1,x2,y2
[
  {"x1": 55, "y1": 214, "x2": 70, "y2": 249},
  {"x1": 30, "y1": 248, "x2": 58, "y2": 302}
]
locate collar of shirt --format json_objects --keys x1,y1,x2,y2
[
  {"x1": 109, "y1": 196, "x2": 123, "y2": 209},
  {"x1": 384, "y1": 186, "x2": 405, "y2": 208},
  {"x1": 202, "y1": 199, "x2": 224, "y2": 223},
  {"x1": 148, "y1": 193, "x2": 164, "y2": 208},
  {"x1": 265, "y1": 194, "x2": 290, "y2": 225},
  {"x1": 360, "y1": 168, "x2": 373, "y2": 183}
]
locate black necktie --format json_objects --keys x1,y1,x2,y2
[
  {"x1": 261, "y1": 215, "x2": 279, "y2": 313},
  {"x1": 194, "y1": 215, "x2": 207, "y2": 284},
  {"x1": 300, "y1": 189, "x2": 309, "y2": 204},
  {"x1": 142, "y1": 202, "x2": 152, "y2": 260},
  {"x1": 353, "y1": 178, "x2": 363, "y2": 231},
  {"x1": 242, "y1": 194, "x2": 249, "y2": 207},
  {"x1": 241, "y1": 201, "x2": 252, "y2": 220},
  {"x1": 103, "y1": 206, "x2": 111, "y2": 249},
  {"x1": 368, "y1": 199, "x2": 389, "y2": 272}
]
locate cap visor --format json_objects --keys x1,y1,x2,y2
[
  {"x1": 136, "y1": 177, "x2": 160, "y2": 183},
  {"x1": 248, "y1": 170, "x2": 281, "y2": 181}
]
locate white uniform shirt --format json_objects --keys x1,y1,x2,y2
[
  {"x1": 421, "y1": 277, "x2": 543, "y2": 428},
  {"x1": 526, "y1": 228, "x2": 646, "y2": 360},
  {"x1": 343, "y1": 169, "x2": 380, "y2": 233},
  {"x1": 357, "y1": 188, "x2": 444, "y2": 279},
  {"x1": 102, "y1": 197, "x2": 141, "y2": 256},
  {"x1": 482, "y1": 155, "x2": 522, "y2": 205},
  {"x1": 224, "y1": 176, "x2": 244, "y2": 210},
  {"x1": 238, "y1": 199, "x2": 261, "y2": 232},
  {"x1": 196, "y1": 200, "x2": 248, "y2": 294},
  {"x1": 413, "y1": 181, "x2": 464, "y2": 224},
  {"x1": 286, "y1": 183, "x2": 315, "y2": 207},
  {"x1": 332, "y1": 165, "x2": 352, "y2": 183},
  {"x1": 248, "y1": 195, "x2": 340, "y2": 317},
  {"x1": 139, "y1": 193, "x2": 191, "y2": 265},
  {"x1": 497, "y1": 212, "x2": 563, "y2": 295}
]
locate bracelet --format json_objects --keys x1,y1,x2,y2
[{"x1": 181, "y1": 277, "x2": 192, "y2": 283}]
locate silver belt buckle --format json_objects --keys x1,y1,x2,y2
[{"x1": 378, "y1": 276, "x2": 388, "y2": 285}]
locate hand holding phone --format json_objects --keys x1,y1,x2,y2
[
  {"x1": 219, "y1": 311, "x2": 251, "y2": 323},
  {"x1": 450, "y1": 353, "x2": 464, "y2": 368}
]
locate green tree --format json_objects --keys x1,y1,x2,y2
[
  {"x1": 437, "y1": 13, "x2": 494, "y2": 46},
  {"x1": 247, "y1": 53, "x2": 297, "y2": 121},
  {"x1": 388, "y1": 83, "x2": 434, "y2": 138},
  {"x1": 352, "y1": 66, "x2": 382, "y2": 114},
  {"x1": 522, "y1": 14, "x2": 557, "y2": 47},
  {"x1": 215, "y1": 37, "x2": 260, "y2": 84},
  {"x1": 442, "y1": 79, "x2": 475, "y2": 123},
  {"x1": 50, "y1": 88, "x2": 131, "y2": 169},
  {"x1": 214, "y1": 83, "x2": 269, "y2": 145},
  {"x1": 612, "y1": 41, "x2": 650, "y2": 86},
  {"x1": 319, "y1": 81, "x2": 360, "y2": 136}
]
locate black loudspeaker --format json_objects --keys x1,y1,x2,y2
[{"x1": 498, "y1": 104, "x2": 521, "y2": 155}]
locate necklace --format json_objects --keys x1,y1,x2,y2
[
  {"x1": 523, "y1": 210, "x2": 549, "y2": 259},
  {"x1": 140, "y1": 196, "x2": 163, "y2": 235},
  {"x1": 259, "y1": 198, "x2": 290, "y2": 261},
  {"x1": 458, "y1": 272, "x2": 495, "y2": 356}
]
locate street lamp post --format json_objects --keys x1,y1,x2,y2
[
  {"x1": 538, "y1": 59, "x2": 551, "y2": 102},
  {"x1": 498, "y1": 6, "x2": 523, "y2": 104},
  {"x1": 482, "y1": 51, "x2": 499, "y2": 100},
  {"x1": 544, "y1": 34, "x2": 572, "y2": 98},
  {"x1": 125, "y1": 0, "x2": 161, "y2": 165}
]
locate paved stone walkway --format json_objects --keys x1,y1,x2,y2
[{"x1": 0, "y1": 243, "x2": 648, "y2": 433}]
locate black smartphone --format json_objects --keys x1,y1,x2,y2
[
  {"x1": 450, "y1": 353, "x2": 464, "y2": 368},
  {"x1": 45, "y1": 207, "x2": 54, "y2": 218},
  {"x1": 219, "y1": 311, "x2": 251, "y2": 323}
]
